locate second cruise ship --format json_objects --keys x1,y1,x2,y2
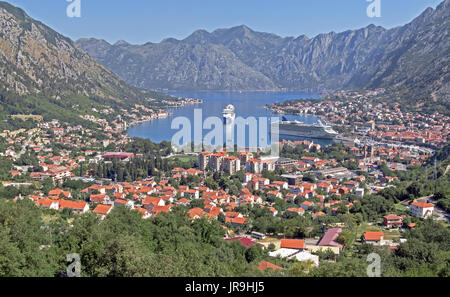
[{"x1": 271, "y1": 118, "x2": 338, "y2": 139}]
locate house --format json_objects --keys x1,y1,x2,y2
[
  {"x1": 301, "y1": 156, "x2": 319, "y2": 165},
  {"x1": 289, "y1": 185, "x2": 304, "y2": 194},
  {"x1": 290, "y1": 251, "x2": 320, "y2": 267},
  {"x1": 258, "y1": 261, "x2": 283, "y2": 272},
  {"x1": 182, "y1": 189, "x2": 199, "y2": 200},
  {"x1": 280, "y1": 239, "x2": 304, "y2": 250},
  {"x1": 10, "y1": 171, "x2": 21, "y2": 177},
  {"x1": 225, "y1": 212, "x2": 243, "y2": 220},
  {"x1": 93, "y1": 204, "x2": 113, "y2": 219},
  {"x1": 135, "y1": 207, "x2": 151, "y2": 219},
  {"x1": 355, "y1": 188, "x2": 365, "y2": 197},
  {"x1": 150, "y1": 205, "x2": 172, "y2": 217},
  {"x1": 285, "y1": 193, "x2": 297, "y2": 201},
  {"x1": 300, "y1": 201, "x2": 314, "y2": 211},
  {"x1": 302, "y1": 183, "x2": 317, "y2": 192},
  {"x1": 281, "y1": 174, "x2": 303, "y2": 186},
  {"x1": 318, "y1": 228, "x2": 343, "y2": 249},
  {"x1": 252, "y1": 196, "x2": 263, "y2": 205},
  {"x1": 286, "y1": 208, "x2": 305, "y2": 216},
  {"x1": 243, "y1": 172, "x2": 253, "y2": 183},
  {"x1": 114, "y1": 199, "x2": 134, "y2": 208},
  {"x1": 228, "y1": 217, "x2": 248, "y2": 228},
  {"x1": 142, "y1": 196, "x2": 165, "y2": 211},
  {"x1": 225, "y1": 237, "x2": 262, "y2": 248},
  {"x1": 48, "y1": 188, "x2": 72, "y2": 199},
  {"x1": 362, "y1": 231, "x2": 384, "y2": 245},
  {"x1": 410, "y1": 202, "x2": 434, "y2": 219},
  {"x1": 267, "y1": 191, "x2": 282, "y2": 199},
  {"x1": 176, "y1": 198, "x2": 191, "y2": 206},
  {"x1": 188, "y1": 207, "x2": 206, "y2": 220},
  {"x1": 383, "y1": 214, "x2": 403, "y2": 228},
  {"x1": 58, "y1": 200, "x2": 89, "y2": 214},
  {"x1": 36, "y1": 198, "x2": 59, "y2": 210},
  {"x1": 344, "y1": 180, "x2": 359, "y2": 189},
  {"x1": 297, "y1": 160, "x2": 309, "y2": 169},
  {"x1": 205, "y1": 206, "x2": 222, "y2": 219},
  {"x1": 102, "y1": 152, "x2": 134, "y2": 161},
  {"x1": 90, "y1": 194, "x2": 111, "y2": 204},
  {"x1": 269, "y1": 248, "x2": 300, "y2": 259},
  {"x1": 269, "y1": 207, "x2": 278, "y2": 217},
  {"x1": 83, "y1": 184, "x2": 106, "y2": 195},
  {"x1": 47, "y1": 166, "x2": 72, "y2": 184},
  {"x1": 318, "y1": 182, "x2": 332, "y2": 193},
  {"x1": 268, "y1": 248, "x2": 318, "y2": 267},
  {"x1": 273, "y1": 181, "x2": 289, "y2": 190},
  {"x1": 312, "y1": 211, "x2": 325, "y2": 219},
  {"x1": 338, "y1": 186, "x2": 350, "y2": 195}
]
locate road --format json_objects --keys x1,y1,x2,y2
[{"x1": 17, "y1": 133, "x2": 34, "y2": 159}]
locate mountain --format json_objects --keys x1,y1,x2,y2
[
  {"x1": 0, "y1": 1, "x2": 174, "y2": 126},
  {"x1": 78, "y1": 0, "x2": 449, "y2": 103}
]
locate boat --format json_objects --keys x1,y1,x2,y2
[
  {"x1": 222, "y1": 104, "x2": 235, "y2": 123},
  {"x1": 271, "y1": 118, "x2": 338, "y2": 139}
]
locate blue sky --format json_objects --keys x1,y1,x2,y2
[{"x1": 4, "y1": 0, "x2": 444, "y2": 44}]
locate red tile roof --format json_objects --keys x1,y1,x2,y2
[
  {"x1": 280, "y1": 239, "x2": 304, "y2": 249},
  {"x1": 93, "y1": 204, "x2": 112, "y2": 215},
  {"x1": 364, "y1": 231, "x2": 384, "y2": 241},
  {"x1": 411, "y1": 202, "x2": 434, "y2": 208},
  {"x1": 188, "y1": 207, "x2": 205, "y2": 220},
  {"x1": 225, "y1": 237, "x2": 260, "y2": 248},
  {"x1": 258, "y1": 261, "x2": 283, "y2": 272},
  {"x1": 318, "y1": 228, "x2": 343, "y2": 248}
]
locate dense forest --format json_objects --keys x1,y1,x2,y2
[{"x1": 0, "y1": 199, "x2": 448, "y2": 277}]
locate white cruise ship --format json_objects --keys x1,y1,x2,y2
[
  {"x1": 271, "y1": 118, "x2": 338, "y2": 139},
  {"x1": 222, "y1": 104, "x2": 236, "y2": 123}
]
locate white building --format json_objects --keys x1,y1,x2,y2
[
  {"x1": 290, "y1": 251, "x2": 320, "y2": 267},
  {"x1": 410, "y1": 202, "x2": 434, "y2": 219},
  {"x1": 355, "y1": 188, "x2": 365, "y2": 197},
  {"x1": 269, "y1": 248, "x2": 319, "y2": 267}
]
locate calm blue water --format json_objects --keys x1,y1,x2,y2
[{"x1": 127, "y1": 91, "x2": 335, "y2": 147}]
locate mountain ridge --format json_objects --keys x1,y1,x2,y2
[
  {"x1": 0, "y1": 1, "x2": 176, "y2": 126},
  {"x1": 77, "y1": 0, "x2": 449, "y2": 104}
]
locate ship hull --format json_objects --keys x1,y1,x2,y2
[
  {"x1": 223, "y1": 114, "x2": 235, "y2": 124},
  {"x1": 275, "y1": 129, "x2": 336, "y2": 139},
  {"x1": 271, "y1": 122, "x2": 338, "y2": 140}
]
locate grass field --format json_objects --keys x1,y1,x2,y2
[
  {"x1": 355, "y1": 223, "x2": 383, "y2": 238},
  {"x1": 383, "y1": 230, "x2": 401, "y2": 240},
  {"x1": 169, "y1": 155, "x2": 197, "y2": 162},
  {"x1": 11, "y1": 114, "x2": 43, "y2": 122},
  {"x1": 394, "y1": 204, "x2": 409, "y2": 212},
  {"x1": 355, "y1": 223, "x2": 401, "y2": 241},
  {"x1": 258, "y1": 236, "x2": 282, "y2": 249}
]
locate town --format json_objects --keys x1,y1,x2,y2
[{"x1": 0, "y1": 91, "x2": 448, "y2": 276}]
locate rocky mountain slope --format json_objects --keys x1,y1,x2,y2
[
  {"x1": 78, "y1": 0, "x2": 449, "y2": 103},
  {"x1": 0, "y1": 1, "x2": 173, "y2": 109}
]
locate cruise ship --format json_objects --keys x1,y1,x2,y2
[
  {"x1": 271, "y1": 118, "x2": 338, "y2": 139},
  {"x1": 222, "y1": 104, "x2": 236, "y2": 123}
]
